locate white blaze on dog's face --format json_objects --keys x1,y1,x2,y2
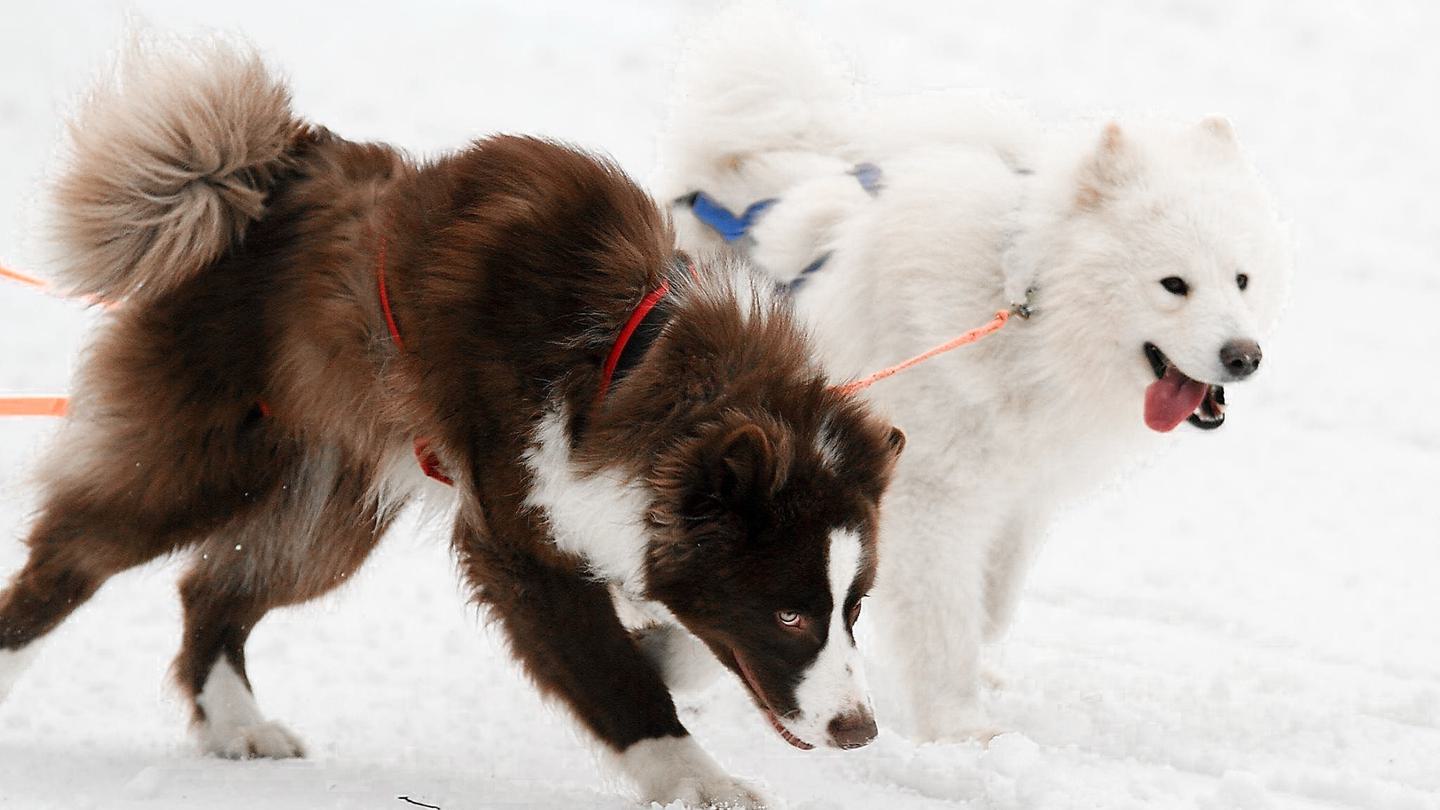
[
  {"x1": 774, "y1": 529, "x2": 876, "y2": 749},
  {"x1": 1064, "y1": 119, "x2": 1293, "y2": 433},
  {"x1": 713, "y1": 528, "x2": 878, "y2": 752}
]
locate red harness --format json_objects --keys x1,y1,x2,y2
[
  {"x1": 375, "y1": 242, "x2": 671, "y2": 487},
  {"x1": 374, "y1": 238, "x2": 456, "y2": 486},
  {"x1": 595, "y1": 281, "x2": 671, "y2": 404}
]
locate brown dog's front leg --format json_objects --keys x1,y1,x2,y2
[{"x1": 452, "y1": 515, "x2": 767, "y2": 808}]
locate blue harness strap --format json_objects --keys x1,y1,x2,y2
[
  {"x1": 683, "y1": 193, "x2": 778, "y2": 243},
  {"x1": 851, "y1": 162, "x2": 884, "y2": 196},
  {"x1": 677, "y1": 162, "x2": 884, "y2": 293}
]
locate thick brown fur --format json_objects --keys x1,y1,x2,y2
[{"x1": 0, "y1": 38, "x2": 903, "y2": 801}]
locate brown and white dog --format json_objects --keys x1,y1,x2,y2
[{"x1": 0, "y1": 38, "x2": 905, "y2": 807}]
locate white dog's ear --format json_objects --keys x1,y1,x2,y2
[
  {"x1": 1075, "y1": 122, "x2": 1139, "y2": 211},
  {"x1": 1195, "y1": 115, "x2": 1243, "y2": 162}
]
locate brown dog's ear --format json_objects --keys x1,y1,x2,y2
[
  {"x1": 714, "y1": 423, "x2": 772, "y2": 500},
  {"x1": 710, "y1": 422, "x2": 788, "y2": 503}
]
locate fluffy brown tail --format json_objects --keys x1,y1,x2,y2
[{"x1": 51, "y1": 35, "x2": 300, "y2": 304}]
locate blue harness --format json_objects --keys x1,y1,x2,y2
[{"x1": 676, "y1": 162, "x2": 884, "y2": 293}]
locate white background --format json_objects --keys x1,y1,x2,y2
[{"x1": 1, "y1": 1, "x2": 1437, "y2": 808}]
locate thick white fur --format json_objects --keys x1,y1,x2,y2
[
  {"x1": 194, "y1": 658, "x2": 305, "y2": 759},
  {"x1": 523, "y1": 408, "x2": 654, "y2": 597},
  {"x1": 657, "y1": 6, "x2": 1292, "y2": 741},
  {"x1": 51, "y1": 33, "x2": 295, "y2": 304},
  {"x1": 629, "y1": 622, "x2": 727, "y2": 695}
]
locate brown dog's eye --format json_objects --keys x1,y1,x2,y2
[
  {"x1": 776, "y1": 610, "x2": 806, "y2": 630},
  {"x1": 847, "y1": 601, "x2": 863, "y2": 626},
  {"x1": 1236, "y1": 273, "x2": 1249, "y2": 291}
]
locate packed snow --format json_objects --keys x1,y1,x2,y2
[{"x1": 1, "y1": 2, "x2": 1436, "y2": 808}]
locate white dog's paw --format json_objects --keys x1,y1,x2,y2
[
  {"x1": 914, "y1": 706, "x2": 1006, "y2": 747},
  {"x1": 662, "y1": 774, "x2": 771, "y2": 809},
  {"x1": 948, "y1": 725, "x2": 1007, "y2": 747},
  {"x1": 202, "y1": 720, "x2": 307, "y2": 759}
]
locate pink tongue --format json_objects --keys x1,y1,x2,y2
[{"x1": 1144, "y1": 366, "x2": 1209, "y2": 432}]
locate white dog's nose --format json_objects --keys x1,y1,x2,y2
[{"x1": 1220, "y1": 339, "x2": 1262, "y2": 379}]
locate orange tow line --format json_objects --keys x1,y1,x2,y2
[
  {"x1": 833, "y1": 309, "x2": 1014, "y2": 397},
  {"x1": 832, "y1": 289, "x2": 1035, "y2": 397},
  {"x1": 0, "y1": 264, "x2": 50, "y2": 293},
  {"x1": 1, "y1": 263, "x2": 73, "y2": 417},
  {"x1": 0, "y1": 396, "x2": 68, "y2": 417}
]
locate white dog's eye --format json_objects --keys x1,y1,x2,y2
[
  {"x1": 1160, "y1": 276, "x2": 1189, "y2": 296},
  {"x1": 776, "y1": 610, "x2": 806, "y2": 629},
  {"x1": 1236, "y1": 273, "x2": 1249, "y2": 291}
]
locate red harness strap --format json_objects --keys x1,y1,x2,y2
[
  {"x1": 372, "y1": 236, "x2": 452, "y2": 485},
  {"x1": 376, "y1": 241, "x2": 675, "y2": 487},
  {"x1": 412, "y1": 437, "x2": 454, "y2": 486},
  {"x1": 375, "y1": 237, "x2": 406, "y2": 350},
  {"x1": 595, "y1": 281, "x2": 671, "y2": 404}
]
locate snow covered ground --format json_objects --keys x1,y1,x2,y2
[{"x1": 2, "y1": 1, "x2": 1438, "y2": 808}]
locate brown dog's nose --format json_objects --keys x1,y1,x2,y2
[
  {"x1": 828, "y1": 709, "x2": 878, "y2": 749},
  {"x1": 1219, "y1": 338, "x2": 1262, "y2": 379}
]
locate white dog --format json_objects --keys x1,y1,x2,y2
[{"x1": 654, "y1": 8, "x2": 1293, "y2": 741}]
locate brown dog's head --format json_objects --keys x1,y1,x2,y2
[{"x1": 646, "y1": 394, "x2": 904, "y2": 750}]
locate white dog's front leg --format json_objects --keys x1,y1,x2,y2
[
  {"x1": 983, "y1": 509, "x2": 1048, "y2": 643},
  {"x1": 873, "y1": 509, "x2": 999, "y2": 743},
  {"x1": 633, "y1": 624, "x2": 725, "y2": 695}
]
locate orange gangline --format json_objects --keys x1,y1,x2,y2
[
  {"x1": 0, "y1": 263, "x2": 50, "y2": 291},
  {"x1": 1, "y1": 262, "x2": 115, "y2": 310},
  {"x1": 1, "y1": 264, "x2": 72, "y2": 418},
  {"x1": 7, "y1": 251, "x2": 1013, "y2": 415},
  {"x1": 0, "y1": 396, "x2": 69, "y2": 417}
]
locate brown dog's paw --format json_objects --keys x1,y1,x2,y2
[{"x1": 203, "y1": 720, "x2": 307, "y2": 760}]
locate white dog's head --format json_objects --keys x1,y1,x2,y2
[{"x1": 1034, "y1": 119, "x2": 1292, "y2": 433}]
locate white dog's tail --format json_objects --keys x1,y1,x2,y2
[
  {"x1": 655, "y1": 4, "x2": 860, "y2": 199},
  {"x1": 51, "y1": 35, "x2": 301, "y2": 305},
  {"x1": 658, "y1": 4, "x2": 871, "y2": 277}
]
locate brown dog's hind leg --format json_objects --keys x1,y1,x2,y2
[
  {"x1": 0, "y1": 409, "x2": 287, "y2": 704},
  {"x1": 175, "y1": 562, "x2": 308, "y2": 760},
  {"x1": 0, "y1": 294, "x2": 298, "y2": 701},
  {"x1": 0, "y1": 505, "x2": 159, "y2": 701},
  {"x1": 173, "y1": 448, "x2": 399, "y2": 759}
]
